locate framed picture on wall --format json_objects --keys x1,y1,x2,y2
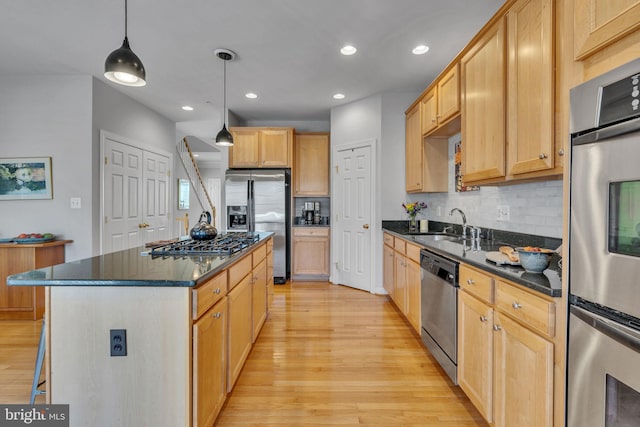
[{"x1": 0, "y1": 157, "x2": 53, "y2": 200}]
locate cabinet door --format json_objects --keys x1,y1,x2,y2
[
  {"x1": 227, "y1": 273, "x2": 253, "y2": 391},
  {"x1": 229, "y1": 129, "x2": 260, "y2": 167},
  {"x1": 294, "y1": 133, "x2": 329, "y2": 196},
  {"x1": 405, "y1": 258, "x2": 421, "y2": 333},
  {"x1": 405, "y1": 104, "x2": 423, "y2": 193},
  {"x1": 420, "y1": 88, "x2": 438, "y2": 136},
  {"x1": 458, "y1": 291, "x2": 494, "y2": 423},
  {"x1": 292, "y1": 233, "x2": 330, "y2": 276},
  {"x1": 437, "y1": 64, "x2": 460, "y2": 125},
  {"x1": 493, "y1": 312, "x2": 553, "y2": 427},
  {"x1": 383, "y1": 244, "x2": 395, "y2": 296},
  {"x1": 193, "y1": 298, "x2": 227, "y2": 427},
  {"x1": 252, "y1": 258, "x2": 267, "y2": 342},
  {"x1": 507, "y1": 0, "x2": 554, "y2": 176},
  {"x1": 574, "y1": 0, "x2": 640, "y2": 60},
  {"x1": 266, "y1": 242, "x2": 274, "y2": 308},
  {"x1": 393, "y1": 252, "x2": 407, "y2": 313},
  {"x1": 461, "y1": 18, "x2": 506, "y2": 183},
  {"x1": 260, "y1": 129, "x2": 290, "y2": 167}
]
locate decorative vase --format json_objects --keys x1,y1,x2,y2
[{"x1": 409, "y1": 216, "x2": 417, "y2": 232}]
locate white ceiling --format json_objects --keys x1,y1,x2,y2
[{"x1": 0, "y1": 0, "x2": 502, "y2": 129}]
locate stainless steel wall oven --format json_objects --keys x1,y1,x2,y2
[{"x1": 568, "y1": 58, "x2": 640, "y2": 427}]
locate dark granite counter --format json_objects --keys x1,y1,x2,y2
[
  {"x1": 383, "y1": 221, "x2": 562, "y2": 297},
  {"x1": 7, "y1": 232, "x2": 273, "y2": 287}
]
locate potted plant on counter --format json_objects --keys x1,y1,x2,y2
[{"x1": 403, "y1": 201, "x2": 427, "y2": 232}]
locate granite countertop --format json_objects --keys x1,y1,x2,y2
[
  {"x1": 7, "y1": 232, "x2": 273, "y2": 288},
  {"x1": 383, "y1": 221, "x2": 562, "y2": 297}
]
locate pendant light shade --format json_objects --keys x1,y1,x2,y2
[
  {"x1": 215, "y1": 49, "x2": 236, "y2": 146},
  {"x1": 104, "y1": 0, "x2": 146, "y2": 87}
]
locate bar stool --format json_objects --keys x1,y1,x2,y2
[{"x1": 30, "y1": 318, "x2": 46, "y2": 404}]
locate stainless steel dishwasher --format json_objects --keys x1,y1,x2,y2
[{"x1": 420, "y1": 249, "x2": 459, "y2": 384}]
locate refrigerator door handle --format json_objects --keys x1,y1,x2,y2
[{"x1": 248, "y1": 179, "x2": 255, "y2": 232}]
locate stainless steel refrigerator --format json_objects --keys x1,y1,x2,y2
[{"x1": 225, "y1": 169, "x2": 290, "y2": 283}]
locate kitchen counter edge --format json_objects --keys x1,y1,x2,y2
[{"x1": 383, "y1": 228, "x2": 561, "y2": 298}]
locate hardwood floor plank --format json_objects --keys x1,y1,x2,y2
[{"x1": 216, "y1": 282, "x2": 487, "y2": 426}]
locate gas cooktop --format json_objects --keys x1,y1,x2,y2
[{"x1": 150, "y1": 232, "x2": 260, "y2": 256}]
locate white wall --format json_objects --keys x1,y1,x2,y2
[
  {"x1": 92, "y1": 79, "x2": 177, "y2": 255},
  {"x1": 0, "y1": 76, "x2": 93, "y2": 261},
  {"x1": 401, "y1": 133, "x2": 564, "y2": 238}
]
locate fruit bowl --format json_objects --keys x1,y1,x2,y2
[
  {"x1": 13, "y1": 233, "x2": 55, "y2": 243},
  {"x1": 515, "y1": 247, "x2": 554, "y2": 273}
]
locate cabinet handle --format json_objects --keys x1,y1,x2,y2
[
  {"x1": 213, "y1": 288, "x2": 221, "y2": 294},
  {"x1": 558, "y1": 149, "x2": 565, "y2": 156},
  {"x1": 479, "y1": 316, "x2": 488, "y2": 322},
  {"x1": 467, "y1": 278, "x2": 475, "y2": 285},
  {"x1": 493, "y1": 324, "x2": 502, "y2": 331},
  {"x1": 512, "y1": 302, "x2": 522, "y2": 309},
  {"x1": 431, "y1": 119, "x2": 436, "y2": 123},
  {"x1": 539, "y1": 153, "x2": 548, "y2": 159},
  {"x1": 213, "y1": 312, "x2": 221, "y2": 319}
]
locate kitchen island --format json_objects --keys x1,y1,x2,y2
[{"x1": 7, "y1": 232, "x2": 274, "y2": 427}]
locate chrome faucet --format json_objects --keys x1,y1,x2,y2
[{"x1": 449, "y1": 208, "x2": 468, "y2": 239}]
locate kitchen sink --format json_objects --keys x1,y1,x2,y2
[{"x1": 430, "y1": 235, "x2": 461, "y2": 241}]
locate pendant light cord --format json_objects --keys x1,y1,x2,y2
[
  {"x1": 223, "y1": 59, "x2": 227, "y2": 125},
  {"x1": 124, "y1": 0, "x2": 128, "y2": 38}
]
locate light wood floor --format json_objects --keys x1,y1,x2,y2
[
  {"x1": 216, "y1": 282, "x2": 487, "y2": 426},
  {"x1": 0, "y1": 282, "x2": 487, "y2": 426}
]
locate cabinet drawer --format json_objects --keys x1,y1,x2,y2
[
  {"x1": 495, "y1": 281, "x2": 555, "y2": 337},
  {"x1": 383, "y1": 233, "x2": 394, "y2": 247},
  {"x1": 406, "y1": 242, "x2": 421, "y2": 263},
  {"x1": 193, "y1": 271, "x2": 227, "y2": 320},
  {"x1": 229, "y1": 255, "x2": 252, "y2": 290},
  {"x1": 459, "y1": 264, "x2": 494, "y2": 304},
  {"x1": 252, "y1": 243, "x2": 267, "y2": 267},
  {"x1": 293, "y1": 227, "x2": 329, "y2": 237},
  {"x1": 394, "y1": 238, "x2": 406, "y2": 253}
]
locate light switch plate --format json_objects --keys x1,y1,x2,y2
[
  {"x1": 70, "y1": 197, "x2": 81, "y2": 209},
  {"x1": 497, "y1": 205, "x2": 510, "y2": 221}
]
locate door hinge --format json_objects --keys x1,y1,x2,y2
[
  {"x1": 167, "y1": 170, "x2": 171, "y2": 177},
  {"x1": 104, "y1": 216, "x2": 108, "y2": 224},
  {"x1": 104, "y1": 156, "x2": 108, "y2": 165},
  {"x1": 335, "y1": 165, "x2": 339, "y2": 174}
]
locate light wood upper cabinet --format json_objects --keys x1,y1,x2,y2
[
  {"x1": 406, "y1": 104, "x2": 448, "y2": 193},
  {"x1": 506, "y1": 0, "x2": 554, "y2": 176},
  {"x1": 405, "y1": 104, "x2": 423, "y2": 192},
  {"x1": 461, "y1": 18, "x2": 507, "y2": 183},
  {"x1": 493, "y1": 312, "x2": 554, "y2": 427},
  {"x1": 229, "y1": 127, "x2": 293, "y2": 168},
  {"x1": 420, "y1": 88, "x2": 438, "y2": 136},
  {"x1": 437, "y1": 64, "x2": 461, "y2": 127},
  {"x1": 294, "y1": 133, "x2": 330, "y2": 196},
  {"x1": 574, "y1": 0, "x2": 640, "y2": 60}
]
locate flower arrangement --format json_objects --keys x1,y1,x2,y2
[{"x1": 403, "y1": 201, "x2": 427, "y2": 218}]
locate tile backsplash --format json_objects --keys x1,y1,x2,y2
[{"x1": 411, "y1": 134, "x2": 563, "y2": 238}]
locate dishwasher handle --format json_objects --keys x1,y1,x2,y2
[{"x1": 420, "y1": 249, "x2": 458, "y2": 286}]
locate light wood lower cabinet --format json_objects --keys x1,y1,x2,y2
[
  {"x1": 266, "y1": 239, "x2": 274, "y2": 308},
  {"x1": 252, "y1": 258, "x2": 267, "y2": 342},
  {"x1": 193, "y1": 297, "x2": 227, "y2": 427},
  {"x1": 383, "y1": 233, "x2": 421, "y2": 334},
  {"x1": 227, "y1": 273, "x2": 253, "y2": 391},
  {"x1": 292, "y1": 227, "x2": 330, "y2": 279},
  {"x1": 457, "y1": 263, "x2": 555, "y2": 427}
]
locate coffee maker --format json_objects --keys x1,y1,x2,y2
[
  {"x1": 313, "y1": 201, "x2": 321, "y2": 224},
  {"x1": 303, "y1": 202, "x2": 314, "y2": 224}
]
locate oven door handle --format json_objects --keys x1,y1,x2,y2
[{"x1": 571, "y1": 305, "x2": 640, "y2": 352}]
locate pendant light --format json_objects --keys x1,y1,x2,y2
[
  {"x1": 104, "y1": 0, "x2": 146, "y2": 87},
  {"x1": 215, "y1": 48, "x2": 236, "y2": 146}
]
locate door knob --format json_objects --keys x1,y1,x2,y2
[{"x1": 363, "y1": 224, "x2": 369, "y2": 229}]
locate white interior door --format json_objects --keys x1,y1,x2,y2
[
  {"x1": 141, "y1": 151, "x2": 171, "y2": 245},
  {"x1": 333, "y1": 144, "x2": 372, "y2": 292},
  {"x1": 102, "y1": 131, "x2": 172, "y2": 254},
  {"x1": 102, "y1": 136, "x2": 143, "y2": 254}
]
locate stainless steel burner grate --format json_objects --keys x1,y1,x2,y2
[{"x1": 150, "y1": 232, "x2": 260, "y2": 256}]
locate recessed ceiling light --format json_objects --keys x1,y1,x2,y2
[
  {"x1": 333, "y1": 93, "x2": 345, "y2": 100},
  {"x1": 340, "y1": 45, "x2": 357, "y2": 56},
  {"x1": 412, "y1": 45, "x2": 430, "y2": 55},
  {"x1": 245, "y1": 93, "x2": 258, "y2": 99},
  {"x1": 181, "y1": 105, "x2": 194, "y2": 111}
]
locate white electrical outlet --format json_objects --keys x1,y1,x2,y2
[
  {"x1": 70, "y1": 197, "x2": 82, "y2": 209},
  {"x1": 497, "y1": 205, "x2": 510, "y2": 221}
]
